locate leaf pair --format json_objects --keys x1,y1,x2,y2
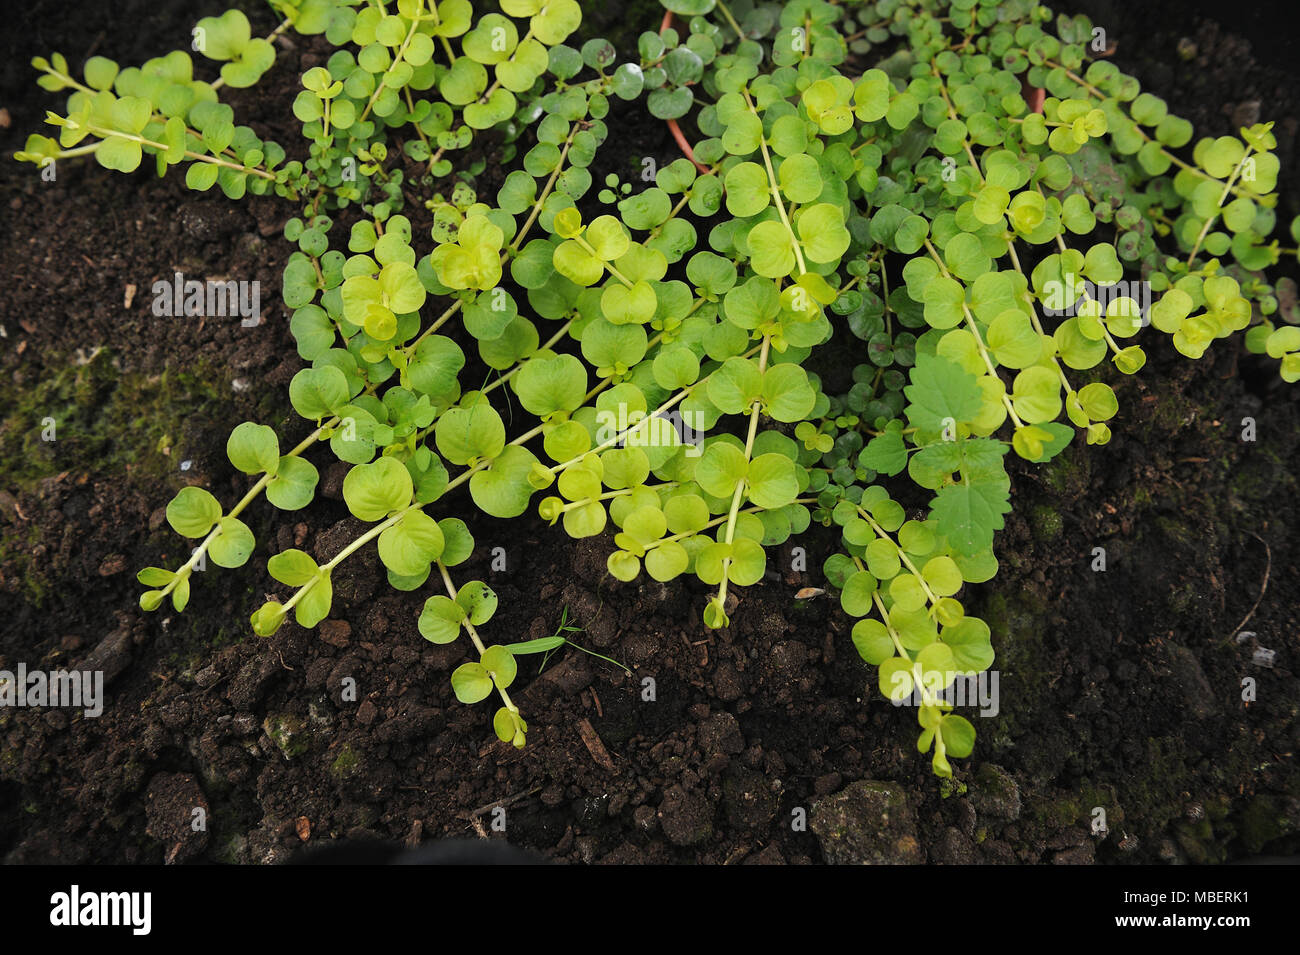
[
  {"x1": 165, "y1": 487, "x2": 254, "y2": 568},
  {"x1": 194, "y1": 10, "x2": 276, "y2": 88},
  {"x1": 260, "y1": 548, "x2": 333, "y2": 631},
  {"x1": 228, "y1": 422, "x2": 319, "y2": 509},
  {"x1": 695, "y1": 441, "x2": 799, "y2": 510},
  {"x1": 419, "y1": 579, "x2": 497, "y2": 644}
]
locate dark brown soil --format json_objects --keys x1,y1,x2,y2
[{"x1": 0, "y1": 0, "x2": 1296, "y2": 865}]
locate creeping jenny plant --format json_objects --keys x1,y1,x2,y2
[{"x1": 17, "y1": 0, "x2": 1300, "y2": 777}]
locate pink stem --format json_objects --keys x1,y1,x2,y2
[{"x1": 659, "y1": 11, "x2": 711, "y2": 175}]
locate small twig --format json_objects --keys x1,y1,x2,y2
[
  {"x1": 196, "y1": 675, "x2": 229, "y2": 696},
  {"x1": 465, "y1": 785, "x2": 543, "y2": 820},
  {"x1": 1227, "y1": 533, "x2": 1271, "y2": 642},
  {"x1": 577, "y1": 718, "x2": 615, "y2": 771},
  {"x1": 723, "y1": 845, "x2": 750, "y2": 865},
  {"x1": 404, "y1": 818, "x2": 423, "y2": 849}
]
